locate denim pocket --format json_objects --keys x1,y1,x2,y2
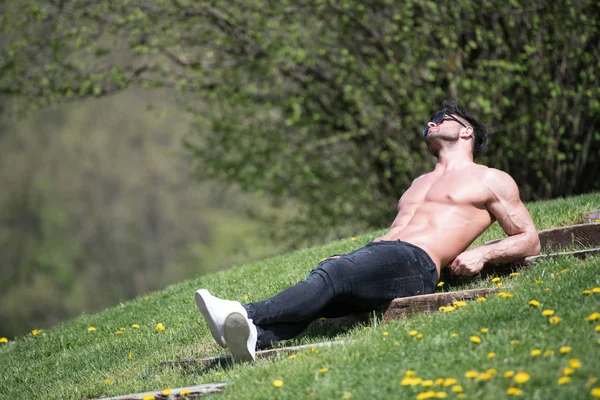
[{"x1": 388, "y1": 275, "x2": 425, "y2": 298}]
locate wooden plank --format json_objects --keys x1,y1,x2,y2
[
  {"x1": 96, "y1": 383, "x2": 226, "y2": 400},
  {"x1": 161, "y1": 340, "x2": 350, "y2": 369},
  {"x1": 441, "y1": 247, "x2": 600, "y2": 285},
  {"x1": 583, "y1": 210, "x2": 600, "y2": 224},
  {"x1": 382, "y1": 287, "x2": 499, "y2": 321},
  {"x1": 484, "y1": 223, "x2": 600, "y2": 251}
]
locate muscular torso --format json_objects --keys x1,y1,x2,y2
[{"x1": 375, "y1": 164, "x2": 495, "y2": 276}]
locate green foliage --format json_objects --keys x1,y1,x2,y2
[
  {"x1": 1, "y1": 0, "x2": 599, "y2": 239},
  {"x1": 0, "y1": 90, "x2": 287, "y2": 339}
]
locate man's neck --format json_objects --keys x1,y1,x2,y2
[{"x1": 435, "y1": 148, "x2": 474, "y2": 170}]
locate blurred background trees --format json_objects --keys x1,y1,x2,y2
[{"x1": 1, "y1": 0, "x2": 599, "y2": 337}]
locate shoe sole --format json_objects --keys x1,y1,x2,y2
[
  {"x1": 223, "y1": 312, "x2": 255, "y2": 362},
  {"x1": 195, "y1": 290, "x2": 227, "y2": 348}
]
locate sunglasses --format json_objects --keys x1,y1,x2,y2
[{"x1": 422, "y1": 112, "x2": 467, "y2": 136}]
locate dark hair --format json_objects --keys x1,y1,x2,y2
[{"x1": 434, "y1": 101, "x2": 488, "y2": 159}]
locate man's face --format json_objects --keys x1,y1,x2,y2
[
  {"x1": 423, "y1": 112, "x2": 467, "y2": 140},
  {"x1": 423, "y1": 112, "x2": 469, "y2": 156}
]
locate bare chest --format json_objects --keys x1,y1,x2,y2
[{"x1": 402, "y1": 173, "x2": 490, "y2": 208}]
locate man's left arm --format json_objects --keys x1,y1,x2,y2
[{"x1": 449, "y1": 170, "x2": 541, "y2": 276}]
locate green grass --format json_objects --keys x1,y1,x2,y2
[{"x1": 1, "y1": 192, "x2": 599, "y2": 399}]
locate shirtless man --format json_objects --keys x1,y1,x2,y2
[{"x1": 195, "y1": 101, "x2": 541, "y2": 362}]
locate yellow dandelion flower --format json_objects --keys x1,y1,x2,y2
[
  {"x1": 115, "y1": 331, "x2": 123, "y2": 335},
  {"x1": 32, "y1": 329, "x2": 43, "y2": 336},
  {"x1": 595, "y1": 325, "x2": 600, "y2": 332},
  {"x1": 417, "y1": 333, "x2": 424, "y2": 339},
  {"x1": 535, "y1": 280, "x2": 542, "y2": 284},
  {"x1": 216, "y1": 372, "x2": 222, "y2": 376},
  {"x1": 530, "y1": 349, "x2": 541, "y2": 357},
  {"x1": 405, "y1": 370, "x2": 416, "y2": 377},
  {"x1": 105, "y1": 379, "x2": 112, "y2": 384},
  {"x1": 543, "y1": 350, "x2": 554, "y2": 356},
  {"x1": 289, "y1": 354, "x2": 297, "y2": 359},
  {"x1": 342, "y1": 393, "x2": 353, "y2": 399},
  {"x1": 592, "y1": 387, "x2": 600, "y2": 398},
  {"x1": 451, "y1": 385, "x2": 463, "y2": 393},
  {"x1": 549, "y1": 316, "x2": 561, "y2": 324},
  {"x1": 510, "y1": 340, "x2": 520, "y2": 345},
  {"x1": 465, "y1": 370, "x2": 478, "y2": 379},
  {"x1": 480, "y1": 328, "x2": 489, "y2": 333},
  {"x1": 529, "y1": 300, "x2": 540, "y2": 307},
  {"x1": 409, "y1": 330, "x2": 418, "y2": 336},
  {"x1": 273, "y1": 379, "x2": 284, "y2": 388},
  {"x1": 476, "y1": 297, "x2": 486, "y2": 302},
  {"x1": 143, "y1": 396, "x2": 154, "y2": 400},
  {"x1": 514, "y1": 372, "x2": 530, "y2": 383},
  {"x1": 351, "y1": 237, "x2": 357, "y2": 241},
  {"x1": 498, "y1": 292, "x2": 513, "y2": 298},
  {"x1": 422, "y1": 380, "x2": 433, "y2": 387},
  {"x1": 504, "y1": 371, "x2": 515, "y2": 378},
  {"x1": 311, "y1": 347, "x2": 319, "y2": 353},
  {"x1": 477, "y1": 372, "x2": 492, "y2": 381},
  {"x1": 383, "y1": 331, "x2": 389, "y2": 336},
  {"x1": 507, "y1": 387, "x2": 523, "y2": 396},
  {"x1": 416, "y1": 391, "x2": 436, "y2": 400},
  {"x1": 561, "y1": 269, "x2": 568, "y2": 273},
  {"x1": 131, "y1": 324, "x2": 139, "y2": 329},
  {"x1": 457, "y1": 394, "x2": 466, "y2": 399},
  {"x1": 437, "y1": 281, "x2": 445, "y2": 287},
  {"x1": 583, "y1": 290, "x2": 593, "y2": 295},
  {"x1": 544, "y1": 288, "x2": 550, "y2": 292},
  {"x1": 496, "y1": 283, "x2": 503, "y2": 288},
  {"x1": 585, "y1": 312, "x2": 600, "y2": 321},
  {"x1": 492, "y1": 277, "x2": 501, "y2": 283},
  {"x1": 321, "y1": 258, "x2": 327, "y2": 261},
  {"x1": 180, "y1": 389, "x2": 191, "y2": 396},
  {"x1": 145, "y1": 296, "x2": 151, "y2": 300},
  {"x1": 155, "y1": 323, "x2": 165, "y2": 332},
  {"x1": 562, "y1": 368, "x2": 574, "y2": 376},
  {"x1": 560, "y1": 346, "x2": 572, "y2": 354},
  {"x1": 542, "y1": 309, "x2": 555, "y2": 316},
  {"x1": 510, "y1": 272, "x2": 519, "y2": 277},
  {"x1": 0, "y1": 337, "x2": 8, "y2": 344},
  {"x1": 128, "y1": 353, "x2": 133, "y2": 359},
  {"x1": 454, "y1": 300, "x2": 467, "y2": 308},
  {"x1": 442, "y1": 378, "x2": 457, "y2": 386},
  {"x1": 434, "y1": 378, "x2": 444, "y2": 385},
  {"x1": 451, "y1": 333, "x2": 459, "y2": 338},
  {"x1": 162, "y1": 388, "x2": 172, "y2": 395},
  {"x1": 435, "y1": 392, "x2": 447, "y2": 399},
  {"x1": 593, "y1": 287, "x2": 600, "y2": 293},
  {"x1": 319, "y1": 317, "x2": 327, "y2": 321},
  {"x1": 568, "y1": 359, "x2": 581, "y2": 369},
  {"x1": 88, "y1": 326, "x2": 96, "y2": 332},
  {"x1": 242, "y1": 295, "x2": 248, "y2": 301},
  {"x1": 470, "y1": 336, "x2": 481, "y2": 344},
  {"x1": 557, "y1": 376, "x2": 571, "y2": 385},
  {"x1": 319, "y1": 368, "x2": 328, "y2": 373},
  {"x1": 487, "y1": 369, "x2": 497, "y2": 375},
  {"x1": 119, "y1": 327, "x2": 126, "y2": 332},
  {"x1": 488, "y1": 352, "x2": 496, "y2": 359},
  {"x1": 400, "y1": 377, "x2": 422, "y2": 386}
]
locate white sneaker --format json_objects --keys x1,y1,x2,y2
[
  {"x1": 223, "y1": 312, "x2": 257, "y2": 362},
  {"x1": 195, "y1": 289, "x2": 248, "y2": 349}
]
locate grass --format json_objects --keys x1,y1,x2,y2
[{"x1": 1, "y1": 192, "x2": 599, "y2": 399}]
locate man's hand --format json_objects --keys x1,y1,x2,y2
[{"x1": 448, "y1": 249, "x2": 486, "y2": 276}]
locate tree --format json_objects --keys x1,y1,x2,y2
[{"x1": 2, "y1": 0, "x2": 599, "y2": 241}]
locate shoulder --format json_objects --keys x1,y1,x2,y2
[{"x1": 482, "y1": 168, "x2": 520, "y2": 200}]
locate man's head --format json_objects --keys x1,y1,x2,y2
[{"x1": 423, "y1": 101, "x2": 488, "y2": 160}]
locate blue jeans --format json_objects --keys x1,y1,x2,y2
[{"x1": 244, "y1": 240, "x2": 438, "y2": 349}]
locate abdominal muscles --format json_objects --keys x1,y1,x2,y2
[{"x1": 378, "y1": 202, "x2": 493, "y2": 270}]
